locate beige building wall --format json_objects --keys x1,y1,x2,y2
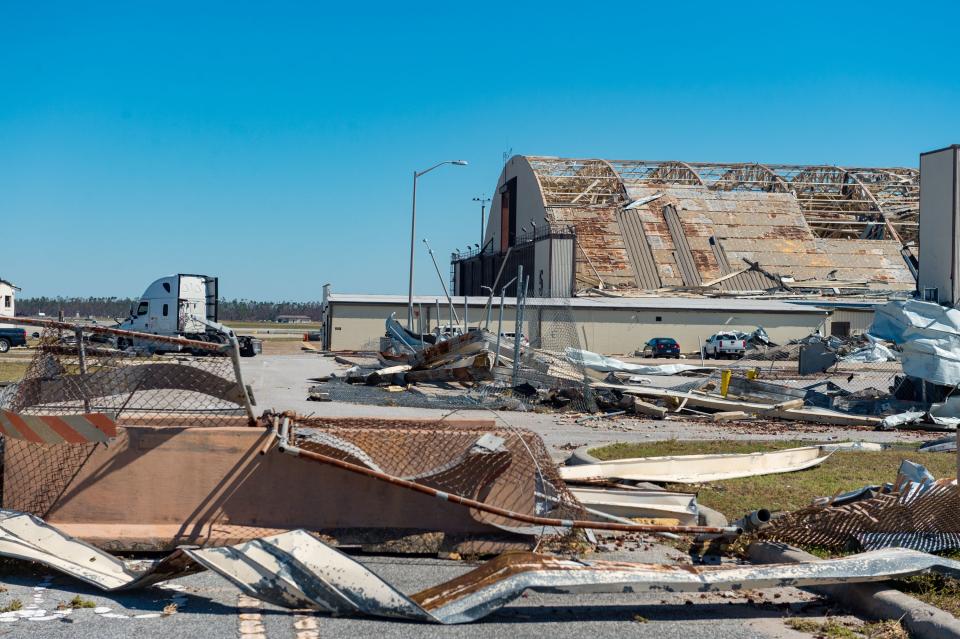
[
  {"x1": 826, "y1": 308, "x2": 876, "y2": 336},
  {"x1": 327, "y1": 300, "x2": 829, "y2": 354},
  {"x1": 327, "y1": 302, "x2": 519, "y2": 351},
  {"x1": 566, "y1": 308, "x2": 827, "y2": 355}
]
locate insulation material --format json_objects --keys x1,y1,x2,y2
[
  {"x1": 565, "y1": 348, "x2": 709, "y2": 376},
  {"x1": 871, "y1": 299, "x2": 960, "y2": 386}
]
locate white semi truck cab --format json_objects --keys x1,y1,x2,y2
[{"x1": 118, "y1": 274, "x2": 261, "y2": 356}]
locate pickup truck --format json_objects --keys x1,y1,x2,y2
[
  {"x1": 702, "y1": 332, "x2": 746, "y2": 359},
  {"x1": 0, "y1": 327, "x2": 28, "y2": 353}
]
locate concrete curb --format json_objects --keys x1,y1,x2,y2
[{"x1": 748, "y1": 541, "x2": 960, "y2": 639}]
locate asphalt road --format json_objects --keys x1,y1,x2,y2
[
  {"x1": 0, "y1": 352, "x2": 916, "y2": 638},
  {"x1": 0, "y1": 549, "x2": 828, "y2": 639}
]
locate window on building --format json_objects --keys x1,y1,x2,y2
[
  {"x1": 3, "y1": 296, "x2": 10, "y2": 308},
  {"x1": 162, "y1": 304, "x2": 169, "y2": 317},
  {"x1": 137, "y1": 302, "x2": 149, "y2": 316},
  {"x1": 655, "y1": 316, "x2": 662, "y2": 322},
  {"x1": 831, "y1": 321, "x2": 851, "y2": 337}
]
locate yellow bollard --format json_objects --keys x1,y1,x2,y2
[
  {"x1": 746, "y1": 368, "x2": 758, "y2": 380},
  {"x1": 720, "y1": 370, "x2": 732, "y2": 397}
]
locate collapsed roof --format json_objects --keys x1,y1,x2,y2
[{"x1": 481, "y1": 156, "x2": 918, "y2": 294}]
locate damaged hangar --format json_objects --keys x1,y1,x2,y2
[
  {"x1": 452, "y1": 156, "x2": 918, "y2": 299},
  {"x1": 322, "y1": 156, "x2": 921, "y2": 354}
]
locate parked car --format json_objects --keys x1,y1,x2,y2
[
  {"x1": 702, "y1": 332, "x2": 746, "y2": 359},
  {"x1": 0, "y1": 327, "x2": 28, "y2": 353},
  {"x1": 641, "y1": 337, "x2": 681, "y2": 359}
]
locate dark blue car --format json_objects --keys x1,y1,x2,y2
[{"x1": 642, "y1": 337, "x2": 680, "y2": 359}]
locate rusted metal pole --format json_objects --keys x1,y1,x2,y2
[{"x1": 276, "y1": 437, "x2": 737, "y2": 536}]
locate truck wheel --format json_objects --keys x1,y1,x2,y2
[{"x1": 0, "y1": 339, "x2": 9, "y2": 353}]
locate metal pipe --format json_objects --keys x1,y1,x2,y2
[
  {"x1": 259, "y1": 416, "x2": 279, "y2": 455},
  {"x1": 512, "y1": 267, "x2": 525, "y2": 387},
  {"x1": 417, "y1": 303, "x2": 423, "y2": 341},
  {"x1": 228, "y1": 335, "x2": 257, "y2": 425},
  {"x1": 279, "y1": 439, "x2": 737, "y2": 536},
  {"x1": 407, "y1": 170, "x2": 418, "y2": 330},
  {"x1": 8, "y1": 316, "x2": 228, "y2": 352},
  {"x1": 75, "y1": 327, "x2": 90, "y2": 413},
  {"x1": 463, "y1": 296, "x2": 468, "y2": 332},
  {"x1": 423, "y1": 238, "x2": 460, "y2": 325},
  {"x1": 483, "y1": 247, "x2": 512, "y2": 329}
]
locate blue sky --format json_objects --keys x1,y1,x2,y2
[{"x1": 2, "y1": 1, "x2": 958, "y2": 301}]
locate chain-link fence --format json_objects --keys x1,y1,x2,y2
[
  {"x1": 520, "y1": 298, "x2": 597, "y2": 413},
  {"x1": 287, "y1": 412, "x2": 587, "y2": 546},
  {"x1": 737, "y1": 338, "x2": 904, "y2": 397},
  {"x1": 0, "y1": 319, "x2": 252, "y2": 516}
]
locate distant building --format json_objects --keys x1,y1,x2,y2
[
  {"x1": 0, "y1": 279, "x2": 19, "y2": 319},
  {"x1": 275, "y1": 314, "x2": 313, "y2": 324}
]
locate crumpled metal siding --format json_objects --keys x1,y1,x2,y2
[
  {"x1": 761, "y1": 479, "x2": 960, "y2": 551},
  {"x1": 4, "y1": 508, "x2": 960, "y2": 625}
]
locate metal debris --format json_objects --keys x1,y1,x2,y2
[
  {"x1": 762, "y1": 461, "x2": 960, "y2": 552},
  {"x1": 2, "y1": 509, "x2": 959, "y2": 625},
  {"x1": 560, "y1": 446, "x2": 833, "y2": 484}
]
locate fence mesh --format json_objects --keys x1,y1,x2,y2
[
  {"x1": 521, "y1": 298, "x2": 597, "y2": 413},
  {"x1": 0, "y1": 322, "x2": 249, "y2": 516},
  {"x1": 286, "y1": 412, "x2": 588, "y2": 549}
]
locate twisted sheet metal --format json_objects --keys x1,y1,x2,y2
[
  {"x1": 3, "y1": 509, "x2": 960, "y2": 624},
  {"x1": 761, "y1": 479, "x2": 960, "y2": 551}
]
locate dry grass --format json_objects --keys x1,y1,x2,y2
[
  {"x1": 0, "y1": 359, "x2": 30, "y2": 383},
  {"x1": 589, "y1": 439, "x2": 956, "y2": 519},
  {"x1": 785, "y1": 618, "x2": 907, "y2": 639}
]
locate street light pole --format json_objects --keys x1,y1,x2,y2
[
  {"x1": 473, "y1": 195, "x2": 491, "y2": 247},
  {"x1": 407, "y1": 160, "x2": 468, "y2": 329}
]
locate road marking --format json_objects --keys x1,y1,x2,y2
[
  {"x1": 294, "y1": 612, "x2": 320, "y2": 639},
  {"x1": 237, "y1": 594, "x2": 267, "y2": 639}
]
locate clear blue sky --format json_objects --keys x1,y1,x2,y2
[{"x1": 2, "y1": 1, "x2": 958, "y2": 301}]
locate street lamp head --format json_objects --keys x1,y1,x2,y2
[{"x1": 452, "y1": 160, "x2": 468, "y2": 166}]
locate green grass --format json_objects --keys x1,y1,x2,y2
[
  {"x1": 60, "y1": 595, "x2": 96, "y2": 609},
  {"x1": 588, "y1": 439, "x2": 956, "y2": 520}
]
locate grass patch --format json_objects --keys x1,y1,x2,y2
[
  {"x1": 588, "y1": 440, "x2": 956, "y2": 520},
  {"x1": 890, "y1": 572, "x2": 960, "y2": 617},
  {"x1": 0, "y1": 599, "x2": 22, "y2": 613},
  {"x1": 785, "y1": 618, "x2": 906, "y2": 639},
  {"x1": 59, "y1": 595, "x2": 96, "y2": 609},
  {"x1": 0, "y1": 359, "x2": 30, "y2": 383}
]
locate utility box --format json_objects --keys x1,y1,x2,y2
[{"x1": 919, "y1": 145, "x2": 960, "y2": 306}]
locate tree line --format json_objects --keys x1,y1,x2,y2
[{"x1": 15, "y1": 297, "x2": 323, "y2": 321}]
